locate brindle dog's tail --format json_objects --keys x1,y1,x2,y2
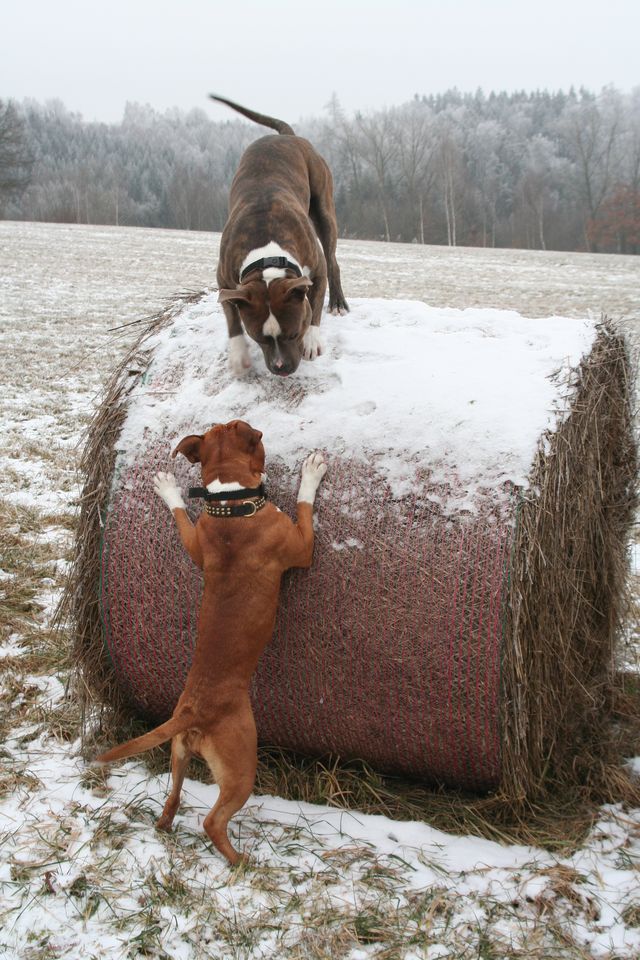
[{"x1": 209, "y1": 94, "x2": 295, "y2": 136}]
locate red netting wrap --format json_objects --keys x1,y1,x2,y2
[{"x1": 100, "y1": 444, "x2": 516, "y2": 791}]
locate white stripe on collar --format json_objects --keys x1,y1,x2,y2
[
  {"x1": 206, "y1": 479, "x2": 244, "y2": 493},
  {"x1": 240, "y1": 240, "x2": 310, "y2": 285}
]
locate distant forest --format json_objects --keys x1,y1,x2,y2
[{"x1": 1, "y1": 87, "x2": 639, "y2": 253}]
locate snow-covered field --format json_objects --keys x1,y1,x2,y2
[{"x1": 0, "y1": 221, "x2": 639, "y2": 959}]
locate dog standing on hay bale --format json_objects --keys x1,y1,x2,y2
[
  {"x1": 211, "y1": 94, "x2": 349, "y2": 378},
  {"x1": 97, "y1": 420, "x2": 327, "y2": 864}
]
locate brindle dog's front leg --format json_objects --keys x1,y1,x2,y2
[
  {"x1": 221, "y1": 301, "x2": 252, "y2": 377},
  {"x1": 303, "y1": 275, "x2": 327, "y2": 362}
]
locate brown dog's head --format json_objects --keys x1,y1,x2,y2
[
  {"x1": 172, "y1": 420, "x2": 265, "y2": 486},
  {"x1": 219, "y1": 276, "x2": 313, "y2": 376}
]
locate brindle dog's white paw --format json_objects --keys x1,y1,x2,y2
[
  {"x1": 302, "y1": 326, "x2": 323, "y2": 361},
  {"x1": 298, "y1": 452, "x2": 327, "y2": 503},
  {"x1": 154, "y1": 471, "x2": 185, "y2": 511},
  {"x1": 228, "y1": 334, "x2": 252, "y2": 376}
]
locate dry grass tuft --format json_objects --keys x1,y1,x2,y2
[{"x1": 0, "y1": 498, "x2": 80, "y2": 746}]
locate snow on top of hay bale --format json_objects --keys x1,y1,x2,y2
[{"x1": 117, "y1": 294, "x2": 598, "y2": 515}]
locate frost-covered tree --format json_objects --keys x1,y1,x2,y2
[
  {"x1": 353, "y1": 109, "x2": 399, "y2": 241},
  {"x1": 466, "y1": 118, "x2": 509, "y2": 247},
  {"x1": 394, "y1": 99, "x2": 436, "y2": 244},
  {"x1": 0, "y1": 99, "x2": 33, "y2": 197},
  {"x1": 558, "y1": 88, "x2": 623, "y2": 250},
  {"x1": 4, "y1": 87, "x2": 640, "y2": 253}
]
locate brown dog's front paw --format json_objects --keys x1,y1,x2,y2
[
  {"x1": 156, "y1": 816, "x2": 174, "y2": 833},
  {"x1": 153, "y1": 471, "x2": 185, "y2": 511},
  {"x1": 298, "y1": 452, "x2": 327, "y2": 503}
]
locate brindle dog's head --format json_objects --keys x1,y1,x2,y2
[
  {"x1": 172, "y1": 420, "x2": 265, "y2": 487},
  {"x1": 218, "y1": 275, "x2": 313, "y2": 376}
]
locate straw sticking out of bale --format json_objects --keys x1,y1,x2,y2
[
  {"x1": 61, "y1": 291, "x2": 638, "y2": 834},
  {"x1": 62, "y1": 292, "x2": 205, "y2": 730},
  {"x1": 503, "y1": 330, "x2": 638, "y2": 802}
]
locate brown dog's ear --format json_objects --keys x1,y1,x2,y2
[
  {"x1": 233, "y1": 421, "x2": 265, "y2": 474},
  {"x1": 171, "y1": 434, "x2": 203, "y2": 463},
  {"x1": 218, "y1": 284, "x2": 254, "y2": 306},
  {"x1": 232, "y1": 420, "x2": 263, "y2": 451}
]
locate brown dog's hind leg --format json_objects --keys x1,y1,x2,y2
[
  {"x1": 199, "y1": 709, "x2": 257, "y2": 865},
  {"x1": 156, "y1": 734, "x2": 191, "y2": 832}
]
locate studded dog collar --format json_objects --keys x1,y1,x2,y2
[
  {"x1": 203, "y1": 495, "x2": 267, "y2": 518},
  {"x1": 188, "y1": 484, "x2": 267, "y2": 519}
]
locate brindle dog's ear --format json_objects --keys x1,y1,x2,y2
[
  {"x1": 172, "y1": 434, "x2": 203, "y2": 463},
  {"x1": 280, "y1": 277, "x2": 313, "y2": 300},
  {"x1": 218, "y1": 284, "x2": 254, "y2": 306}
]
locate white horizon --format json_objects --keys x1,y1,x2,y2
[{"x1": 3, "y1": 0, "x2": 639, "y2": 125}]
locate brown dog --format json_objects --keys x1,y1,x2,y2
[
  {"x1": 96, "y1": 420, "x2": 327, "y2": 864},
  {"x1": 211, "y1": 94, "x2": 349, "y2": 378}
]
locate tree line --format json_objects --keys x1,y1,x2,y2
[{"x1": 1, "y1": 86, "x2": 639, "y2": 253}]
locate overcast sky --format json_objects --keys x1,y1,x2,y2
[{"x1": 3, "y1": 0, "x2": 639, "y2": 124}]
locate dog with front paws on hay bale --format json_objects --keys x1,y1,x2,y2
[{"x1": 97, "y1": 420, "x2": 326, "y2": 863}]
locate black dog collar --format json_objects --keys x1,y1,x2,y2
[
  {"x1": 204, "y1": 496, "x2": 267, "y2": 518},
  {"x1": 188, "y1": 484, "x2": 265, "y2": 502},
  {"x1": 239, "y1": 256, "x2": 302, "y2": 282}
]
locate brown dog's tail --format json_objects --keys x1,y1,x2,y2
[
  {"x1": 95, "y1": 715, "x2": 191, "y2": 764},
  {"x1": 209, "y1": 94, "x2": 295, "y2": 136}
]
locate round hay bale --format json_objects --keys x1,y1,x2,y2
[{"x1": 69, "y1": 292, "x2": 637, "y2": 799}]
